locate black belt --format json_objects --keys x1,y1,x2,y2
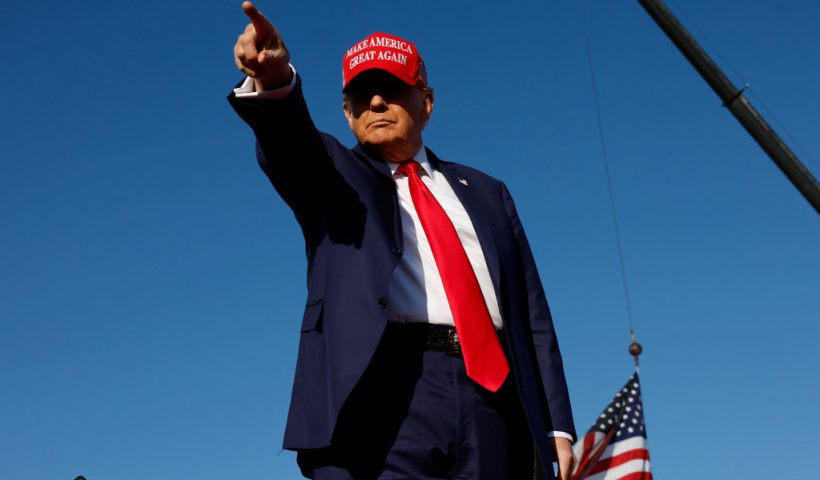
[{"x1": 386, "y1": 323, "x2": 462, "y2": 357}]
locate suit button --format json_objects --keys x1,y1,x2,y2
[
  {"x1": 391, "y1": 246, "x2": 402, "y2": 255},
  {"x1": 377, "y1": 298, "x2": 387, "y2": 310}
]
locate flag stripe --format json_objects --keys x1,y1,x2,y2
[
  {"x1": 617, "y1": 472, "x2": 653, "y2": 480},
  {"x1": 587, "y1": 449, "x2": 650, "y2": 475},
  {"x1": 596, "y1": 436, "x2": 647, "y2": 460},
  {"x1": 584, "y1": 459, "x2": 652, "y2": 480},
  {"x1": 583, "y1": 432, "x2": 596, "y2": 458},
  {"x1": 574, "y1": 432, "x2": 599, "y2": 477}
]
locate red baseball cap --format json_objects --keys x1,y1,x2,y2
[{"x1": 342, "y1": 32, "x2": 428, "y2": 91}]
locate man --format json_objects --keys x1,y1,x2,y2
[{"x1": 228, "y1": 2, "x2": 576, "y2": 479}]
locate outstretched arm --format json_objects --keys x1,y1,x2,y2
[{"x1": 228, "y1": 2, "x2": 332, "y2": 238}]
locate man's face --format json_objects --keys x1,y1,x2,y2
[{"x1": 343, "y1": 70, "x2": 434, "y2": 162}]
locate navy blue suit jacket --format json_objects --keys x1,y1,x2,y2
[{"x1": 229, "y1": 78, "x2": 575, "y2": 468}]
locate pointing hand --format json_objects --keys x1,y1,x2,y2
[{"x1": 233, "y1": 2, "x2": 292, "y2": 91}]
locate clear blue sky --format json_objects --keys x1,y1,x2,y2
[{"x1": 1, "y1": 1, "x2": 818, "y2": 478}]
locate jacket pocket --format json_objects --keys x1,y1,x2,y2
[{"x1": 300, "y1": 299, "x2": 324, "y2": 333}]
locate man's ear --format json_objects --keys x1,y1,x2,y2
[
  {"x1": 423, "y1": 88, "x2": 435, "y2": 122},
  {"x1": 342, "y1": 98, "x2": 354, "y2": 129}
]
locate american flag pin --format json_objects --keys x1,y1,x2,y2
[{"x1": 458, "y1": 177, "x2": 469, "y2": 186}]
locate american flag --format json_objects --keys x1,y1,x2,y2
[{"x1": 570, "y1": 371, "x2": 652, "y2": 480}]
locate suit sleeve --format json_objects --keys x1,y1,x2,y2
[
  {"x1": 227, "y1": 76, "x2": 333, "y2": 238},
  {"x1": 500, "y1": 182, "x2": 577, "y2": 441}
]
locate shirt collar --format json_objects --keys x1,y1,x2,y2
[{"x1": 388, "y1": 145, "x2": 433, "y2": 177}]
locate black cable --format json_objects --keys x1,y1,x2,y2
[{"x1": 578, "y1": 0, "x2": 636, "y2": 335}]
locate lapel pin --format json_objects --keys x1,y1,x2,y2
[{"x1": 458, "y1": 177, "x2": 469, "y2": 186}]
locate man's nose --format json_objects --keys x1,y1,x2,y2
[{"x1": 369, "y1": 93, "x2": 388, "y2": 111}]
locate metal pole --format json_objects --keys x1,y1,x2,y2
[{"x1": 637, "y1": 0, "x2": 820, "y2": 214}]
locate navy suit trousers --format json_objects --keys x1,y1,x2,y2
[{"x1": 297, "y1": 324, "x2": 536, "y2": 479}]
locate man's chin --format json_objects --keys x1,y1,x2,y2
[
  {"x1": 362, "y1": 132, "x2": 398, "y2": 145},
  {"x1": 361, "y1": 136, "x2": 400, "y2": 151}
]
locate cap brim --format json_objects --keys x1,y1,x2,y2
[{"x1": 343, "y1": 67, "x2": 418, "y2": 92}]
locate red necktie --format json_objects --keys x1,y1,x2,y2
[{"x1": 398, "y1": 161, "x2": 509, "y2": 392}]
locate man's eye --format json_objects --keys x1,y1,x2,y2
[
  {"x1": 349, "y1": 83, "x2": 405, "y2": 103},
  {"x1": 384, "y1": 86, "x2": 402, "y2": 98},
  {"x1": 354, "y1": 91, "x2": 373, "y2": 103}
]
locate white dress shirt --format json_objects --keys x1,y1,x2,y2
[
  {"x1": 235, "y1": 70, "x2": 573, "y2": 442},
  {"x1": 385, "y1": 149, "x2": 504, "y2": 330}
]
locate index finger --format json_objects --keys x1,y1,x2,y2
[{"x1": 242, "y1": 1, "x2": 273, "y2": 37}]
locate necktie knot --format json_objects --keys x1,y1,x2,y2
[{"x1": 397, "y1": 160, "x2": 420, "y2": 177}]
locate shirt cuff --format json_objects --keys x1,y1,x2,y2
[
  {"x1": 233, "y1": 64, "x2": 297, "y2": 99},
  {"x1": 548, "y1": 431, "x2": 574, "y2": 442}
]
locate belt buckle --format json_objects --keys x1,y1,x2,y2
[{"x1": 446, "y1": 329, "x2": 461, "y2": 357}]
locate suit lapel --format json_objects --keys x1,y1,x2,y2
[
  {"x1": 352, "y1": 144, "x2": 393, "y2": 179},
  {"x1": 430, "y1": 151, "x2": 503, "y2": 302},
  {"x1": 351, "y1": 144, "x2": 404, "y2": 253}
]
